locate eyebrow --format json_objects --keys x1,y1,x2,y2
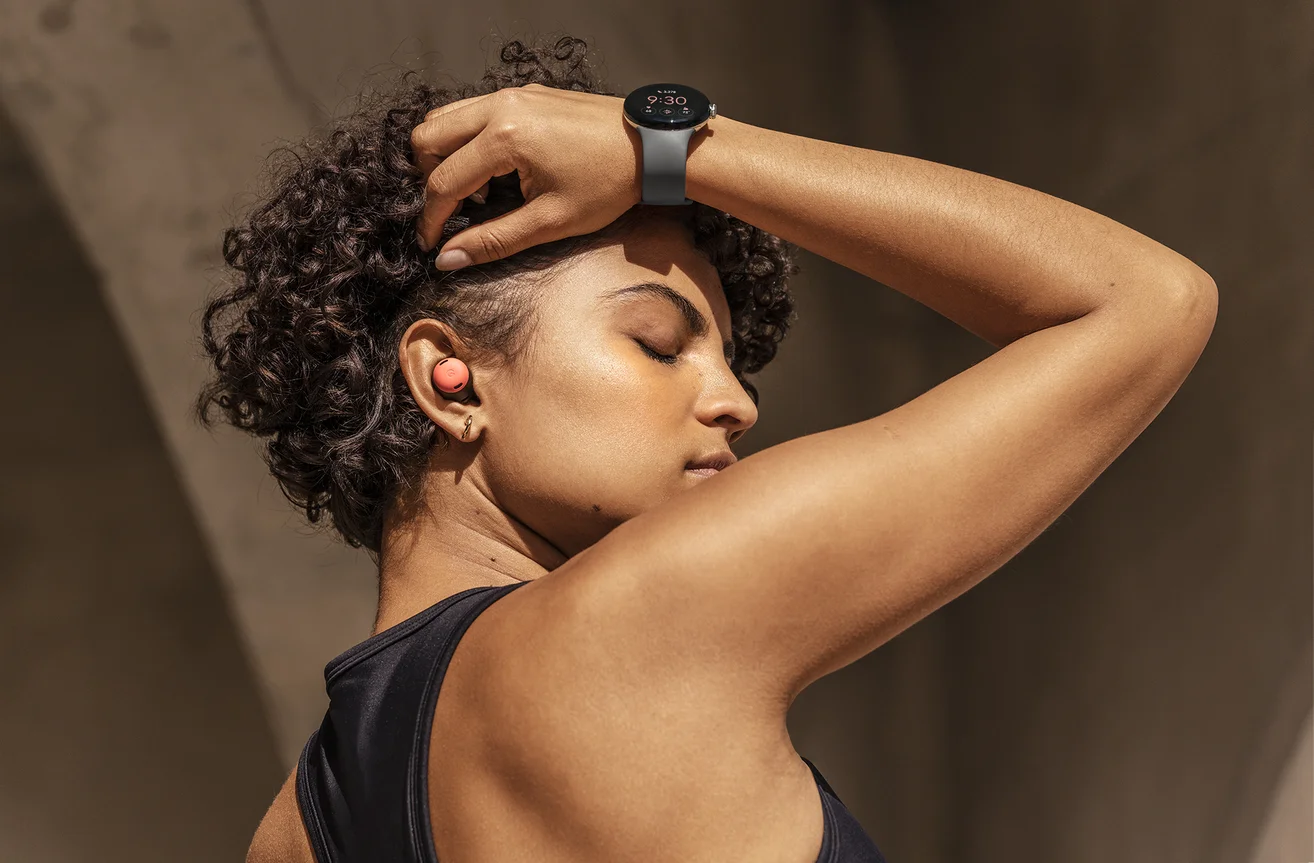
[{"x1": 600, "y1": 281, "x2": 735, "y2": 364}]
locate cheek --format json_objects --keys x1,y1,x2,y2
[
  {"x1": 490, "y1": 336, "x2": 684, "y2": 505},
  {"x1": 538, "y1": 337, "x2": 678, "y2": 425}
]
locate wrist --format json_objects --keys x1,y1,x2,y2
[
  {"x1": 685, "y1": 114, "x2": 746, "y2": 211},
  {"x1": 620, "y1": 118, "x2": 645, "y2": 208}
]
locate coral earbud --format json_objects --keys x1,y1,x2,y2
[{"x1": 432, "y1": 357, "x2": 472, "y2": 401}]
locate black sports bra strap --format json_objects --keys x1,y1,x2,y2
[{"x1": 801, "y1": 755, "x2": 844, "y2": 803}]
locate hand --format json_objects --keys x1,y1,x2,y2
[{"x1": 412, "y1": 83, "x2": 643, "y2": 269}]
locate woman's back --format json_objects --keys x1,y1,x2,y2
[{"x1": 284, "y1": 581, "x2": 889, "y2": 863}]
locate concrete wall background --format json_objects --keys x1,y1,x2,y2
[
  {"x1": 882, "y1": 4, "x2": 1312, "y2": 861},
  {"x1": 0, "y1": 102, "x2": 280, "y2": 862},
  {"x1": 0, "y1": 1, "x2": 1306, "y2": 861}
]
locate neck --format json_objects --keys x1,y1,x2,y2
[{"x1": 373, "y1": 470, "x2": 568, "y2": 636}]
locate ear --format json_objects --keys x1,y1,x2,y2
[{"x1": 398, "y1": 318, "x2": 480, "y2": 441}]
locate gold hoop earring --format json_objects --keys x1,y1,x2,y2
[{"x1": 461, "y1": 415, "x2": 472, "y2": 441}]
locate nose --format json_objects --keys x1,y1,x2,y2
[{"x1": 701, "y1": 368, "x2": 758, "y2": 445}]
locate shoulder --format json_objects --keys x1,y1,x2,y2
[
  {"x1": 457, "y1": 563, "x2": 783, "y2": 754},
  {"x1": 425, "y1": 568, "x2": 822, "y2": 862},
  {"x1": 245, "y1": 765, "x2": 316, "y2": 863},
  {"x1": 478, "y1": 544, "x2": 791, "y2": 724}
]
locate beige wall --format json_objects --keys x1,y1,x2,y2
[
  {"x1": 865, "y1": 3, "x2": 1313, "y2": 860},
  {"x1": 0, "y1": 1, "x2": 1306, "y2": 861},
  {"x1": 0, "y1": 103, "x2": 281, "y2": 861},
  {"x1": 1247, "y1": 708, "x2": 1312, "y2": 863}
]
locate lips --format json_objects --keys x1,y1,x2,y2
[{"x1": 685, "y1": 451, "x2": 738, "y2": 471}]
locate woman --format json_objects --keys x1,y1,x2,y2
[{"x1": 203, "y1": 35, "x2": 1217, "y2": 863}]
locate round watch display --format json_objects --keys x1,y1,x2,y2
[{"x1": 623, "y1": 83, "x2": 715, "y2": 131}]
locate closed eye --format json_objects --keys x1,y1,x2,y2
[{"x1": 635, "y1": 339, "x2": 678, "y2": 365}]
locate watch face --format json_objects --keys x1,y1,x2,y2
[{"x1": 623, "y1": 83, "x2": 712, "y2": 130}]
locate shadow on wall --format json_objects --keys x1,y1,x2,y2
[{"x1": 0, "y1": 103, "x2": 282, "y2": 861}]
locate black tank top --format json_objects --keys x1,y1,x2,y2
[{"x1": 296, "y1": 583, "x2": 888, "y2": 863}]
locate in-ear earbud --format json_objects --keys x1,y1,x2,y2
[{"x1": 433, "y1": 357, "x2": 473, "y2": 401}]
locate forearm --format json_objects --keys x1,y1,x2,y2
[{"x1": 685, "y1": 115, "x2": 1214, "y2": 348}]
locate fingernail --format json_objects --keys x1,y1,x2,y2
[{"x1": 435, "y1": 248, "x2": 473, "y2": 270}]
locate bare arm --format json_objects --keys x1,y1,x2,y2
[
  {"x1": 495, "y1": 109, "x2": 1217, "y2": 724},
  {"x1": 687, "y1": 115, "x2": 1214, "y2": 346}
]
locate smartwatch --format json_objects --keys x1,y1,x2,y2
[{"x1": 622, "y1": 83, "x2": 717, "y2": 205}]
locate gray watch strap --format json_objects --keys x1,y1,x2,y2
[{"x1": 637, "y1": 125, "x2": 697, "y2": 205}]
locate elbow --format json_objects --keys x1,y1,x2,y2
[
  {"x1": 1176, "y1": 257, "x2": 1218, "y2": 300},
  {"x1": 1111, "y1": 258, "x2": 1220, "y2": 360},
  {"x1": 1145, "y1": 244, "x2": 1217, "y2": 310},
  {"x1": 1141, "y1": 252, "x2": 1218, "y2": 327},
  {"x1": 1155, "y1": 262, "x2": 1219, "y2": 362},
  {"x1": 1177, "y1": 263, "x2": 1219, "y2": 333}
]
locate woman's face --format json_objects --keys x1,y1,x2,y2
[{"x1": 417, "y1": 215, "x2": 758, "y2": 560}]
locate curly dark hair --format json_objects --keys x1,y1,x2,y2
[{"x1": 193, "y1": 34, "x2": 801, "y2": 557}]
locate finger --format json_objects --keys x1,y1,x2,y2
[
  {"x1": 415, "y1": 127, "x2": 515, "y2": 252},
  {"x1": 435, "y1": 194, "x2": 568, "y2": 270},
  {"x1": 410, "y1": 94, "x2": 498, "y2": 178},
  {"x1": 423, "y1": 91, "x2": 490, "y2": 124}
]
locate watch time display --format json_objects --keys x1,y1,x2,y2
[{"x1": 623, "y1": 83, "x2": 713, "y2": 131}]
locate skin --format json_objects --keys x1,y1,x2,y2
[
  {"x1": 244, "y1": 213, "x2": 787, "y2": 863},
  {"x1": 373, "y1": 212, "x2": 758, "y2": 636},
  {"x1": 247, "y1": 90, "x2": 791, "y2": 862},
  {"x1": 244, "y1": 81, "x2": 1220, "y2": 862},
  {"x1": 244, "y1": 103, "x2": 1218, "y2": 861}
]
